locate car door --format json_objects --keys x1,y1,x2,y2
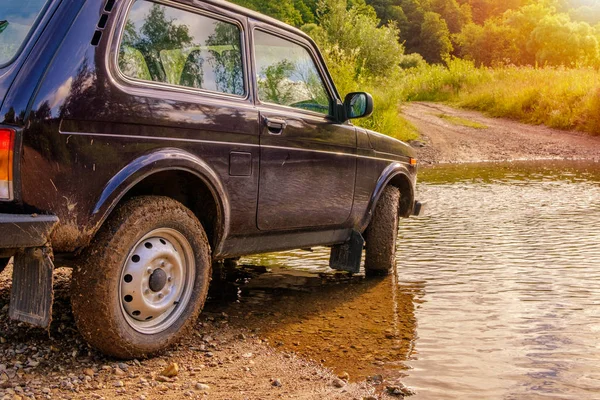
[{"x1": 252, "y1": 28, "x2": 357, "y2": 231}]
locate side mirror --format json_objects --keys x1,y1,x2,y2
[{"x1": 343, "y1": 92, "x2": 374, "y2": 120}]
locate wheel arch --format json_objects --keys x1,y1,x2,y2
[
  {"x1": 359, "y1": 162, "x2": 415, "y2": 232},
  {"x1": 89, "y1": 148, "x2": 229, "y2": 254}
]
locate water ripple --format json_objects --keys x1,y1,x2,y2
[{"x1": 400, "y1": 161, "x2": 600, "y2": 399}]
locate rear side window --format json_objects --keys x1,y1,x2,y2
[
  {"x1": 254, "y1": 30, "x2": 331, "y2": 115},
  {"x1": 0, "y1": 0, "x2": 50, "y2": 66},
  {"x1": 118, "y1": 0, "x2": 245, "y2": 96}
]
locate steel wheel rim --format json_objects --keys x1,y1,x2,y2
[{"x1": 119, "y1": 228, "x2": 196, "y2": 334}]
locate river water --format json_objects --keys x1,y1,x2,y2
[{"x1": 211, "y1": 160, "x2": 600, "y2": 399}]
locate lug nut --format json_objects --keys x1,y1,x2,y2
[
  {"x1": 147, "y1": 267, "x2": 152, "y2": 274},
  {"x1": 158, "y1": 293, "x2": 164, "y2": 299},
  {"x1": 144, "y1": 289, "x2": 150, "y2": 295},
  {"x1": 168, "y1": 276, "x2": 172, "y2": 282}
]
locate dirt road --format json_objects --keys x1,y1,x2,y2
[
  {"x1": 0, "y1": 263, "x2": 394, "y2": 400},
  {"x1": 403, "y1": 102, "x2": 600, "y2": 164}
]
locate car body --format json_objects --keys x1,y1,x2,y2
[{"x1": 0, "y1": 0, "x2": 421, "y2": 356}]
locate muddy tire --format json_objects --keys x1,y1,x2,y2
[
  {"x1": 0, "y1": 258, "x2": 9, "y2": 274},
  {"x1": 71, "y1": 196, "x2": 211, "y2": 358},
  {"x1": 364, "y1": 186, "x2": 401, "y2": 276}
]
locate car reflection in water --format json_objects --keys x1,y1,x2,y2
[{"x1": 206, "y1": 260, "x2": 424, "y2": 384}]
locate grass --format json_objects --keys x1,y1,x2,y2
[
  {"x1": 401, "y1": 59, "x2": 600, "y2": 135},
  {"x1": 330, "y1": 55, "x2": 600, "y2": 141},
  {"x1": 436, "y1": 113, "x2": 488, "y2": 129}
]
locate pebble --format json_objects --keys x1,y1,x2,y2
[
  {"x1": 332, "y1": 378, "x2": 346, "y2": 388},
  {"x1": 113, "y1": 367, "x2": 126, "y2": 376},
  {"x1": 387, "y1": 383, "x2": 416, "y2": 397},
  {"x1": 195, "y1": 383, "x2": 210, "y2": 391},
  {"x1": 271, "y1": 378, "x2": 282, "y2": 387},
  {"x1": 338, "y1": 371, "x2": 350, "y2": 381},
  {"x1": 160, "y1": 363, "x2": 179, "y2": 378},
  {"x1": 113, "y1": 381, "x2": 124, "y2": 388},
  {"x1": 84, "y1": 368, "x2": 95, "y2": 377}
]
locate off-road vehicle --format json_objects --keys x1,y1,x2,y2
[{"x1": 0, "y1": 0, "x2": 422, "y2": 357}]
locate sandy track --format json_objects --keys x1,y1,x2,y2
[
  {"x1": 0, "y1": 263, "x2": 398, "y2": 400},
  {"x1": 403, "y1": 102, "x2": 600, "y2": 164}
]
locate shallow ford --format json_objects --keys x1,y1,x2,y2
[{"x1": 0, "y1": 0, "x2": 421, "y2": 357}]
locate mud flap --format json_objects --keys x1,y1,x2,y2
[
  {"x1": 9, "y1": 247, "x2": 54, "y2": 328},
  {"x1": 329, "y1": 230, "x2": 364, "y2": 274}
]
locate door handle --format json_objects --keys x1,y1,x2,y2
[{"x1": 264, "y1": 117, "x2": 287, "y2": 135}]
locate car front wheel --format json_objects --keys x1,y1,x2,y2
[
  {"x1": 364, "y1": 186, "x2": 401, "y2": 276},
  {"x1": 71, "y1": 196, "x2": 211, "y2": 358}
]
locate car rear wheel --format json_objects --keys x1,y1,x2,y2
[
  {"x1": 71, "y1": 196, "x2": 211, "y2": 358},
  {"x1": 364, "y1": 186, "x2": 401, "y2": 276}
]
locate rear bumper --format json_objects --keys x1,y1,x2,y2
[
  {"x1": 412, "y1": 201, "x2": 425, "y2": 216},
  {"x1": 0, "y1": 214, "x2": 59, "y2": 249}
]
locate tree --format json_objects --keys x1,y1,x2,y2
[
  {"x1": 235, "y1": 0, "x2": 305, "y2": 26},
  {"x1": 458, "y1": 0, "x2": 525, "y2": 25},
  {"x1": 419, "y1": 12, "x2": 453, "y2": 63},
  {"x1": 529, "y1": 14, "x2": 599, "y2": 66},
  {"x1": 308, "y1": 0, "x2": 405, "y2": 77},
  {"x1": 429, "y1": 0, "x2": 471, "y2": 33},
  {"x1": 454, "y1": 19, "x2": 520, "y2": 66}
]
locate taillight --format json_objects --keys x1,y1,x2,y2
[{"x1": 0, "y1": 128, "x2": 14, "y2": 200}]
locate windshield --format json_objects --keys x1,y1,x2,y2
[{"x1": 0, "y1": 0, "x2": 50, "y2": 66}]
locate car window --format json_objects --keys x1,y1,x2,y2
[
  {"x1": 118, "y1": 0, "x2": 245, "y2": 96},
  {"x1": 0, "y1": 0, "x2": 50, "y2": 66},
  {"x1": 254, "y1": 30, "x2": 331, "y2": 115}
]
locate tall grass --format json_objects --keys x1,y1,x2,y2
[
  {"x1": 331, "y1": 53, "x2": 600, "y2": 140},
  {"x1": 402, "y1": 60, "x2": 600, "y2": 135},
  {"x1": 324, "y1": 46, "x2": 419, "y2": 142}
]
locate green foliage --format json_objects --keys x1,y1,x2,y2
[
  {"x1": 455, "y1": 2, "x2": 600, "y2": 67},
  {"x1": 430, "y1": 0, "x2": 471, "y2": 33},
  {"x1": 462, "y1": 0, "x2": 525, "y2": 25},
  {"x1": 307, "y1": 0, "x2": 405, "y2": 77},
  {"x1": 419, "y1": 12, "x2": 453, "y2": 64},
  {"x1": 234, "y1": 0, "x2": 304, "y2": 26},
  {"x1": 529, "y1": 14, "x2": 599, "y2": 67},
  {"x1": 454, "y1": 19, "x2": 520, "y2": 66},
  {"x1": 402, "y1": 57, "x2": 489, "y2": 101}
]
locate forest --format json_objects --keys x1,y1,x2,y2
[{"x1": 231, "y1": 0, "x2": 600, "y2": 139}]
